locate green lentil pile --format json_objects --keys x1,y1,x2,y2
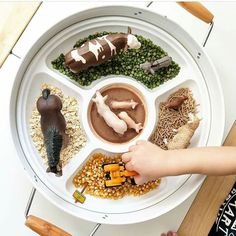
[{"x1": 52, "y1": 32, "x2": 180, "y2": 89}]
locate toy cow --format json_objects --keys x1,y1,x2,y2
[{"x1": 65, "y1": 27, "x2": 141, "y2": 73}]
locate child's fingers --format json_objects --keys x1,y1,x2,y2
[
  {"x1": 167, "y1": 232, "x2": 177, "y2": 236},
  {"x1": 122, "y1": 153, "x2": 132, "y2": 163},
  {"x1": 125, "y1": 161, "x2": 135, "y2": 171},
  {"x1": 161, "y1": 233, "x2": 177, "y2": 236},
  {"x1": 136, "y1": 140, "x2": 146, "y2": 145},
  {"x1": 134, "y1": 175, "x2": 145, "y2": 185},
  {"x1": 129, "y1": 145, "x2": 137, "y2": 152}
]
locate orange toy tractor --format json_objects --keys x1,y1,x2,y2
[{"x1": 103, "y1": 163, "x2": 137, "y2": 187}]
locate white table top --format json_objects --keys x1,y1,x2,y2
[{"x1": 0, "y1": 2, "x2": 236, "y2": 235}]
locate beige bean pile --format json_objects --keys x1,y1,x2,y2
[
  {"x1": 30, "y1": 84, "x2": 87, "y2": 167},
  {"x1": 73, "y1": 153, "x2": 161, "y2": 199},
  {"x1": 150, "y1": 88, "x2": 197, "y2": 149}
]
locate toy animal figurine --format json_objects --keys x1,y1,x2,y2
[
  {"x1": 92, "y1": 91, "x2": 127, "y2": 135},
  {"x1": 36, "y1": 88, "x2": 68, "y2": 176},
  {"x1": 110, "y1": 99, "x2": 138, "y2": 110},
  {"x1": 118, "y1": 111, "x2": 143, "y2": 133},
  {"x1": 103, "y1": 163, "x2": 137, "y2": 187},
  {"x1": 65, "y1": 27, "x2": 141, "y2": 73},
  {"x1": 140, "y1": 56, "x2": 172, "y2": 75},
  {"x1": 166, "y1": 95, "x2": 188, "y2": 110},
  {"x1": 167, "y1": 114, "x2": 200, "y2": 150}
]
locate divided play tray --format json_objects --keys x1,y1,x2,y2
[{"x1": 10, "y1": 5, "x2": 225, "y2": 224}]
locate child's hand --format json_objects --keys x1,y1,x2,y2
[
  {"x1": 161, "y1": 231, "x2": 178, "y2": 236},
  {"x1": 122, "y1": 140, "x2": 172, "y2": 185},
  {"x1": 123, "y1": 141, "x2": 236, "y2": 184}
]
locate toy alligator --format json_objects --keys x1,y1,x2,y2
[
  {"x1": 103, "y1": 163, "x2": 137, "y2": 187},
  {"x1": 37, "y1": 88, "x2": 68, "y2": 177}
]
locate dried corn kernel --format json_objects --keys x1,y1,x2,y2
[{"x1": 73, "y1": 153, "x2": 161, "y2": 199}]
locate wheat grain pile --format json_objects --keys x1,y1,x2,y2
[{"x1": 150, "y1": 88, "x2": 197, "y2": 149}]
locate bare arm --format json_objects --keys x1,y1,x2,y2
[
  {"x1": 168, "y1": 146, "x2": 236, "y2": 176},
  {"x1": 122, "y1": 141, "x2": 236, "y2": 185}
]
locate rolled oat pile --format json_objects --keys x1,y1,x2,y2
[
  {"x1": 73, "y1": 153, "x2": 161, "y2": 199},
  {"x1": 30, "y1": 84, "x2": 87, "y2": 167}
]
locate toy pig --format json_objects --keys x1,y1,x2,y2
[
  {"x1": 65, "y1": 27, "x2": 141, "y2": 73},
  {"x1": 118, "y1": 111, "x2": 143, "y2": 133},
  {"x1": 92, "y1": 91, "x2": 127, "y2": 135},
  {"x1": 36, "y1": 88, "x2": 68, "y2": 176}
]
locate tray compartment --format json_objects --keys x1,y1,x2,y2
[
  {"x1": 44, "y1": 16, "x2": 187, "y2": 90},
  {"x1": 79, "y1": 76, "x2": 156, "y2": 153},
  {"x1": 65, "y1": 148, "x2": 191, "y2": 214},
  {"x1": 16, "y1": 71, "x2": 88, "y2": 190},
  {"x1": 151, "y1": 79, "x2": 210, "y2": 148}
]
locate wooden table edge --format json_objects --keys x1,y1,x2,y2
[{"x1": 0, "y1": 2, "x2": 41, "y2": 67}]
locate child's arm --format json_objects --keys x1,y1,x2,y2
[{"x1": 122, "y1": 141, "x2": 236, "y2": 185}]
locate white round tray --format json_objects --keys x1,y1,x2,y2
[{"x1": 10, "y1": 5, "x2": 225, "y2": 224}]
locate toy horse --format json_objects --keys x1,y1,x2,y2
[{"x1": 37, "y1": 89, "x2": 68, "y2": 176}]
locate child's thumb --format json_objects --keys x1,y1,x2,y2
[{"x1": 134, "y1": 175, "x2": 145, "y2": 185}]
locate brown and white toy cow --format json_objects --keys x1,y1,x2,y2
[{"x1": 65, "y1": 28, "x2": 141, "y2": 73}]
